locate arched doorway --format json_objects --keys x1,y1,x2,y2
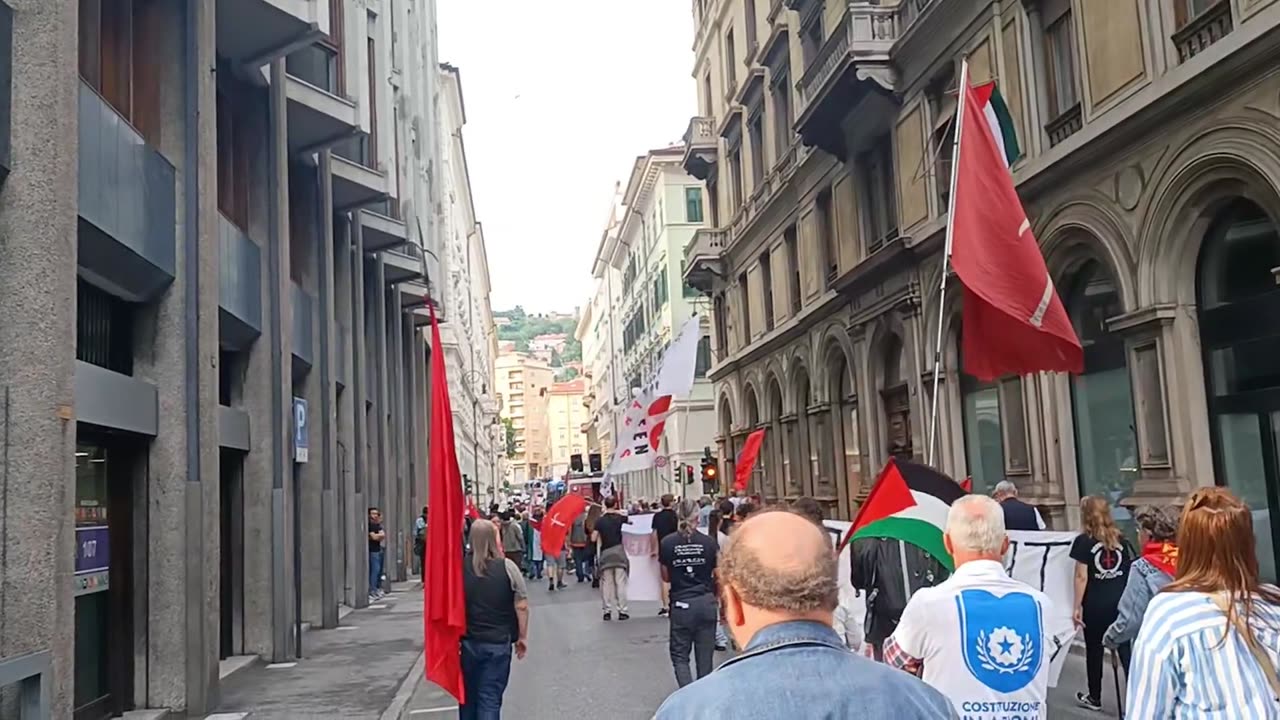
[
  {"x1": 743, "y1": 387, "x2": 764, "y2": 499},
  {"x1": 826, "y1": 347, "x2": 859, "y2": 518},
  {"x1": 1198, "y1": 198, "x2": 1280, "y2": 582},
  {"x1": 768, "y1": 378, "x2": 790, "y2": 501},
  {"x1": 1064, "y1": 259, "x2": 1138, "y2": 531},
  {"x1": 717, "y1": 397, "x2": 735, "y2": 494},
  {"x1": 881, "y1": 334, "x2": 913, "y2": 460}
]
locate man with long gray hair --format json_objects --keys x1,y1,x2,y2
[
  {"x1": 884, "y1": 496, "x2": 1073, "y2": 719},
  {"x1": 658, "y1": 498, "x2": 720, "y2": 687}
]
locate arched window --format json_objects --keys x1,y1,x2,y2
[
  {"x1": 1197, "y1": 198, "x2": 1280, "y2": 582},
  {"x1": 828, "y1": 350, "x2": 860, "y2": 519},
  {"x1": 1065, "y1": 260, "x2": 1137, "y2": 532},
  {"x1": 744, "y1": 388, "x2": 764, "y2": 498},
  {"x1": 792, "y1": 366, "x2": 814, "y2": 496}
]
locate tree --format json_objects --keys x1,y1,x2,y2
[{"x1": 501, "y1": 417, "x2": 516, "y2": 458}]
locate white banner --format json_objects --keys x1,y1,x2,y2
[
  {"x1": 655, "y1": 315, "x2": 701, "y2": 399},
  {"x1": 622, "y1": 513, "x2": 661, "y2": 602},
  {"x1": 822, "y1": 522, "x2": 1078, "y2": 686}
]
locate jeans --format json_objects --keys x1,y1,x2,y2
[
  {"x1": 572, "y1": 547, "x2": 594, "y2": 581},
  {"x1": 1083, "y1": 604, "x2": 1131, "y2": 702},
  {"x1": 459, "y1": 639, "x2": 513, "y2": 720},
  {"x1": 669, "y1": 593, "x2": 718, "y2": 687},
  {"x1": 600, "y1": 567, "x2": 629, "y2": 614},
  {"x1": 368, "y1": 550, "x2": 384, "y2": 596},
  {"x1": 531, "y1": 559, "x2": 544, "y2": 579}
]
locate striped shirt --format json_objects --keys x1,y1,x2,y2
[{"x1": 1128, "y1": 589, "x2": 1280, "y2": 719}]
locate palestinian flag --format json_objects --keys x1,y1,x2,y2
[
  {"x1": 841, "y1": 458, "x2": 968, "y2": 570},
  {"x1": 973, "y1": 81, "x2": 1020, "y2": 167}
]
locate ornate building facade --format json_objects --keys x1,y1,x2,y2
[{"x1": 684, "y1": 0, "x2": 1280, "y2": 582}]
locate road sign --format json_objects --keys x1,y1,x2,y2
[
  {"x1": 293, "y1": 397, "x2": 309, "y2": 463},
  {"x1": 655, "y1": 455, "x2": 668, "y2": 468}
]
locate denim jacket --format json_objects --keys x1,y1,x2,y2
[
  {"x1": 1103, "y1": 557, "x2": 1173, "y2": 648},
  {"x1": 653, "y1": 620, "x2": 958, "y2": 720}
]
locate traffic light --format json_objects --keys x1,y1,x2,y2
[
  {"x1": 700, "y1": 457, "x2": 719, "y2": 494},
  {"x1": 684, "y1": 465, "x2": 695, "y2": 485}
]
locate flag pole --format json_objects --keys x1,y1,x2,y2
[{"x1": 927, "y1": 57, "x2": 970, "y2": 468}]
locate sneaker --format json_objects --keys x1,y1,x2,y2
[
  {"x1": 591, "y1": 579, "x2": 599, "y2": 589},
  {"x1": 618, "y1": 612, "x2": 630, "y2": 621},
  {"x1": 1075, "y1": 692, "x2": 1102, "y2": 712},
  {"x1": 658, "y1": 608, "x2": 669, "y2": 617},
  {"x1": 715, "y1": 644, "x2": 728, "y2": 652},
  {"x1": 603, "y1": 612, "x2": 612, "y2": 621},
  {"x1": 557, "y1": 581, "x2": 567, "y2": 589},
  {"x1": 548, "y1": 583, "x2": 556, "y2": 592}
]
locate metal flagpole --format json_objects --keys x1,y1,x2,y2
[{"x1": 927, "y1": 57, "x2": 970, "y2": 467}]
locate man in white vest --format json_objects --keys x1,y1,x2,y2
[{"x1": 883, "y1": 495, "x2": 1074, "y2": 720}]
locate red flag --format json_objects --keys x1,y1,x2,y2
[
  {"x1": 949, "y1": 63, "x2": 1083, "y2": 381},
  {"x1": 465, "y1": 500, "x2": 480, "y2": 520},
  {"x1": 424, "y1": 303, "x2": 466, "y2": 704},
  {"x1": 733, "y1": 428, "x2": 766, "y2": 492},
  {"x1": 540, "y1": 494, "x2": 587, "y2": 557},
  {"x1": 960, "y1": 476, "x2": 973, "y2": 492}
]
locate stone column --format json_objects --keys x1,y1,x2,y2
[
  {"x1": 333, "y1": 213, "x2": 357, "y2": 608},
  {"x1": 0, "y1": 2, "x2": 77, "y2": 716},
  {"x1": 316, "y1": 153, "x2": 338, "y2": 627},
  {"x1": 350, "y1": 217, "x2": 368, "y2": 605}
]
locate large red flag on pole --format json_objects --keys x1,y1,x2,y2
[
  {"x1": 949, "y1": 64, "x2": 1083, "y2": 381},
  {"x1": 540, "y1": 493, "x2": 587, "y2": 557},
  {"x1": 424, "y1": 302, "x2": 466, "y2": 704},
  {"x1": 733, "y1": 429, "x2": 766, "y2": 492}
]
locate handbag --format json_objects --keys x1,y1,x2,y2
[{"x1": 1212, "y1": 592, "x2": 1280, "y2": 699}]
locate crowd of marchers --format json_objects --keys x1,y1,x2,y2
[{"x1": 438, "y1": 480, "x2": 1279, "y2": 720}]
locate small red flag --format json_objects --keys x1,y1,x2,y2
[
  {"x1": 424, "y1": 303, "x2": 466, "y2": 704},
  {"x1": 960, "y1": 476, "x2": 973, "y2": 492},
  {"x1": 733, "y1": 428, "x2": 766, "y2": 492},
  {"x1": 540, "y1": 494, "x2": 587, "y2": 557},
  {"x1": 465, "y1": 500, "x2": 480, "y2": 520},
  {"x1": 950, "y1": 64, "x2": 1083, "y2": 380}
]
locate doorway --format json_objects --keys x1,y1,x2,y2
[
  {"x1": 219, "y1": 448, "x2": 246, "y2": 659},
  {"x1": 1198, "y1": 198, "x2": 1280, "y2": 583},
  {"x1": 74, "y1": 430, "x2": 142, "y2": 720}
]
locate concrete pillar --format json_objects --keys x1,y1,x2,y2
[
  {"x1": 389, "y1": 291, "x2": 406, "y2": 582},
  {"x1": 316, "y1": 151, "x2": 339, "y2": 628},
  {"x1": 296, "y1": 161, "x2": 323, "y2": 629},
  {"x1": 334, "y1": 214, "x2": 357, "y2": 606},
  {"x1": 371, "y1": 257, "x2": 390, "y2": 590},
  {"x1": 265, "y1": 58, "x2": 296, "y2": 662},
  {"x1": 0, "y1": 2, "x2": 78, "y2": 717},
  {"x1": 128, "y1": 0, "x2": 220, "y2": 711},
  {"x1": 350, "y1": 217, "x2": 369, "y2": 605}
]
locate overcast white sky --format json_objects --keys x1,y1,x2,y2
[{"x1": 438, "y1": 1, "x2": 696, "y2": 315}]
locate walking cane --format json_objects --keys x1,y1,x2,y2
[{"x1": 1111, "y1": 649, "x2": 1125, "y2": 719}]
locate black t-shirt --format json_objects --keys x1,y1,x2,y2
[
  {"x1": 594, "y1": 513, "x2": 629, "y2": 549},
  {"x1": 652, "y1": 508, "x2": 679, "y2": 541},
  {"x1": 1069, "y1": 533, "x2": 1132, "y2": 609},
  {"x1": 368, "y1": 521, "x2": 384, "y2": 552},
  {"x1": 659, "y1": 530, "x2": 718, "y2": 600}
]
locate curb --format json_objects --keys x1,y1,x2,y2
[{"x1": 379, "y1": 650, "x2": 425, "y2": 720}]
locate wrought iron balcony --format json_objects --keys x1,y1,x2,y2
[
  {"x1": 682, "y1": 228, "x2": 729, "y2": 297},
  {"x1": 682, "y1": 116, "x2": 719, "y2": 181},
  {"x1": 1173, "y1": 1, "x2": 1233, "y2": 64},
  {"x1": 794, "y1": 3, "x2": 898, "y2": 160}
]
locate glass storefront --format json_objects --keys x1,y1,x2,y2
[
  {"x1": 74, "y1": 444, "x2": 111, "y2": 713},
  {"x1": 1198, "y1": 199, "x2": 1280, "y2": 583},
  {"x1": 1066, "y1": 261, "x2": 1138, "y2": 536}
]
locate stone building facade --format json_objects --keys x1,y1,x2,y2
[
  {"x1": 683, "y1": 0, "x2": 1280, "y2": 583},
  {"x1": 0, "y1": 0, "x2": 445, "y2": 715}
]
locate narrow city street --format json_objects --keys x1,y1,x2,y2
[{"x1": 397, "y1": 580, "x2": 1124, "y2": 720}]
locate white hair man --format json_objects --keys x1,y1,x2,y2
[
  {"x1": 883, "y1": 496, "x2": 1074, "y2": 720},
  {"x1": 991, "y1": 480, "x2": 1046, "y2": 531}
]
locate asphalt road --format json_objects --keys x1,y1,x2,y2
[{"x1": 401, "y1": 577, "x2": 1125, "y2": 719}]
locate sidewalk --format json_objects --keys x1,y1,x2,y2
[{"x1": 210, "y1": 582, "x2": 424, "y2": 720}]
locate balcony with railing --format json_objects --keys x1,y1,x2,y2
[
  {"x1": 1173, "y1": 1, "x2": 1233, "y2": 63},
  {"x1": 78, "y1": 80, "x2": 176, "y2": 303},
  {"x1": 896, "y1": 0, "x2": 940, "y2": 30},
  {"x1": 681, "y1": 116, "x2": 719, "y2": 181},
  {"x1": 682, "y1": 228, "x2": 729, "y2": 297},
  {"x1": 283, "y1": 44, "x2": 358, "y2": 154},
  {"x1": 794, "y1": 2, "x2": 899, "y2": 160}
]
